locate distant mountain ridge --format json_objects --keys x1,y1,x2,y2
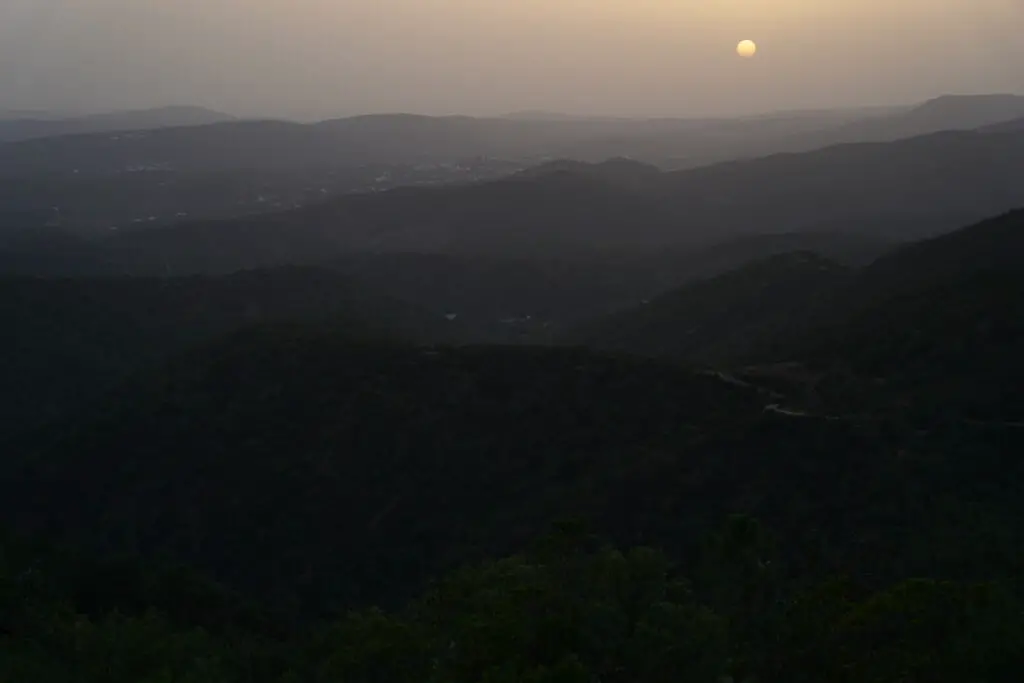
[
  {"x1": 785, "y1": 94, "x2": 1024, "y2": 150},
  {"x1": 3, "y1": 94, "x2": 1021, "y2": 173},
  {"x1": 59, "y1": 126, "x2": 1024, "y2": 274},
  {"x1": 979, "y1": 116, "x2": 1024, "y2": 134},
  {"x1": 0, "y1": 106, "x2": 237, "y2": 143}
]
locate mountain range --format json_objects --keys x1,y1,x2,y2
[
  {"x1": 3, "y1": 206, "x2": 1023, "y2": 617},
  {"x1": 0, "y1": 106, "x2": 236, "y2": 143},
  {"x1": 4, "y1": 92, "x2": 1024, "y2": 680},
  {"x1": 812, "y1": 94, "x2": 1024, "y2": 142},
  {"x1": 37, "y1": 125, "x2": 1022, "y2": 274},
  {"x1": 2, "y1": 94, "x2": 1022, "y2": 175},
  {"x1": 2, "y1": 93, "x2": 1022, "y2": 243}
]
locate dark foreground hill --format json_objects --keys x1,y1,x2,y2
[
  {"x1": 0, "y1": 268, "x2": 454, "y2": 438},
  {"x1": 0, "y1": 339, "x2": 759, "y2": 611},
  {"x1": 6, "y1": 511, "x2": 1023, "y2": 683},
  {"x1": 4, "y1": 330, "x2": 1024, "y2": 620}
]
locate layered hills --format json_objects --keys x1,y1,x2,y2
[
  {"x1": 19, "y1": 126, "x2": 1022, "y2": 275},
  {"x1": 4, "y1": 95, "x2": 1024, "y2": 672},
  {"x1": 3, "y1": 95, "x2": 1021, "y2": 173},
  {"x1": 0, "y1": 106, "x2": 236, "y2": 143},
  {"x1": 2, "y1": 208, "x2": 1024, "y2": 619},
  {"x1": 571, "y1": 209, "x2": 1024, "y2": 421}
]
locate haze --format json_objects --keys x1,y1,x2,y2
[{"x1": 2, "y1": 0, "x2": 1022, "y2": 120}]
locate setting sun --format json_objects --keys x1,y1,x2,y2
[{"x1": 737, "y1": 40, "x2": 758, "y2": 58}]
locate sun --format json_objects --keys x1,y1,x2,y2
[{"x1": 736, "y1": 40, "x2": 757, "y2": 58}]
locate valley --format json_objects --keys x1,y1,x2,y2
[{"x1": 2, "y1": 92, "x2": 1024, "y2": 682}]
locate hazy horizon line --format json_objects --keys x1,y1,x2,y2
[{"x1": 5, "y1": 90, "x2": 1023, "y2": 125}]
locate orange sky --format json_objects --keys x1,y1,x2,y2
[{"x1": 2, "y1": 0, "x2": 1022, "y2": 118}]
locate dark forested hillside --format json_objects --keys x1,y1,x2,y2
[
  {"x1": 6, "y1": 517, "x2": 1023, "y2": 683},
  {"x1": 565, "y1": 252, "x2": 852, "y2": 363},
  {"x1": 803, "y1": 273, "x2": 1024, "y2": 422},
  {"x1": 858, "y1": 208, "x2": 1024, "y2": 291},
  {"x1": 326, "y1": 232, "x2": 890, "y2": 336},
  {"x1": 3, "y1": 124, "x2": 1024, "y2": 677},
  {"x1": 566, "y1": 209, "x2": 1024, "y2": 421},
  {"x1": 0, "y1": 269, "x2": 454, "y2": 438},
  {"x1": 790, "y1": 209, "x2": 1024, "y2": 422},
  {"x1": 4, "y1": 328, "x2": 1024, "y2": 624},
  {"x1": 0, "y1": 229, "x2": 895, "y2": 440},
  {"x1": 1, "y1": 338, "x2": 762, "y2": 612}
]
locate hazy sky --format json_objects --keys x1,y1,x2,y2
[{"x1": 2, "y1": 0, "x2": 1022, "y2": 119}]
